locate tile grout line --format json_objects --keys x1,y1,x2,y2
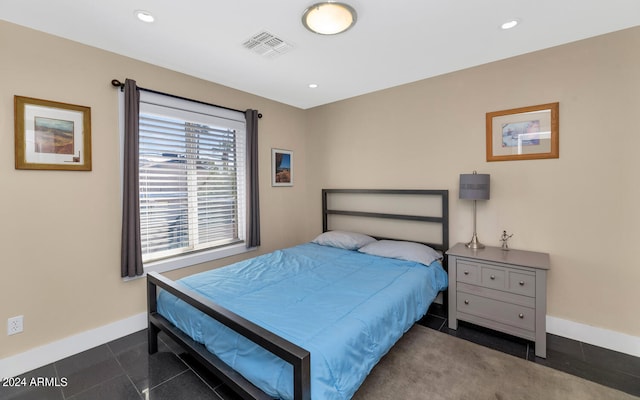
[
  {"x1": 579, "y1": 341, "x2": 586, "y2": 362},
  {"x1": 157, "y1": 334, "x2": 223, "y2": 397},
  {"x1": 64, "y1": 373, "x2": 135, "y2": 400},
  {"x1": 51, "y1": 362, "x2": 66, "y2": 400},
  {"x1": 107, "y1": 342, "x2": 144, "y2": 400},
  {"x1": 147, "y1": 369, "x2": 191, "y2": 393}
]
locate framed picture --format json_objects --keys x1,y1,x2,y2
[
  {"x1": 486, "y1": 102, "x2": 559, "y2": 162},
  {"x1": 14, "y1": 95, "x2": 92, "y2": 171},
  {"x1": 271, "y1": 148, "x2": 293, "y2": 187}
]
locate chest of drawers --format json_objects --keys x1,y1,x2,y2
[{"x1": 446, "y1": 243, "x2": 550, "y2": 358}]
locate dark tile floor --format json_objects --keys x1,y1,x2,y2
[
  {"x1": 2, "y1": 304, "x2": 639, "y2": 399},
  {"x1": 420, "y1": 303, "x2": 640, "y2": 397}
]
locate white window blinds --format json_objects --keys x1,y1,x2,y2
[{"x1": 138, "y1": 92, "x2": 246, "y2": 262}]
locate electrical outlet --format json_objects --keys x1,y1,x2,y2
[{"x1": 8, "y1": 315, "x2": 23, "y2": 335}]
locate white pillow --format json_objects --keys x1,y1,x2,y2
[
  {"x1": 358, "y1": 240, "x2": 442, "y2": 266},
  {"x1": 311, "y1": 230, "x2": 377, "y2": 250}
]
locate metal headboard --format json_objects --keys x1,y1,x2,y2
[{"x1": 321, "y1": 189, "x2": 449, "y2": 254}]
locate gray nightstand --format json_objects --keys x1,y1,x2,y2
[{"x1": 446, "y1": 243, "x2": 550, "y2": 358}]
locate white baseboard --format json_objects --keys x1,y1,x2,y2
[
  {"x1": 1, "y1": 312, "x2": 638, "y2": 379},
  {"x1": 0, "y1": 312, "x2": 147, "y2": 379},
  {"x1": 547, "y1": 316, "x2": 640, "y2": 357}
]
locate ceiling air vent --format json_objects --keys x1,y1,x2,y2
[{"x1": 242, "y1": 31, "x2": 293, "y2": 58}]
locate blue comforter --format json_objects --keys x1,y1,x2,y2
[{"x1": 157, "y1": 243, "x2": 448, "y2": 399}]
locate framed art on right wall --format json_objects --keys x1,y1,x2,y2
[{"x1": 486, "y1": 102, "x2": 559, "y2": 162}]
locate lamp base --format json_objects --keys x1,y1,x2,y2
[{"x1": 465, "y1": 233, "x2": 485, "y2": 249}]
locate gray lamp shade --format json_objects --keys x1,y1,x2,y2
[{"x1": 459, "y1": 173, "x2": 490, "y2": 200}]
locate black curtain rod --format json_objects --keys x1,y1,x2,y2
[{"x1": 111, "y1": 79, "x2": 262, "y2": 119}]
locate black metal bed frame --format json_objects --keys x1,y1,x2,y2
[
  {"x1": 322, "y1": 189, "x2": 449, "y2": 253},
  {"x1": 147, "y1": 189, "x2": 449, "y2": 400}
]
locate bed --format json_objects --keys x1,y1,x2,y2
[{"x1": 147, "y1": 189, "x2": 449, "y2": 400}]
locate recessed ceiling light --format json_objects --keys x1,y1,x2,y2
[
  {"x1": 308, "y1": 83, "x2": 319, "y2": 89},
  {"x1": 135, "y1": 10, "x2": 155, "y2": 23},
  {"x1": 501, "y1": 19, "x2": 520, "y2": 30},
  {"x1": 302, "y1": 2, "x2": 357, "y2": 35}
]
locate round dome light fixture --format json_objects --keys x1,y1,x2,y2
[{"x1": 302, "y1": 2, "x2": 357, "y2": 35}]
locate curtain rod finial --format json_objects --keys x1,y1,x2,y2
[{"x1": 111, "y1": 79, "x2": 124, "y2": 91}]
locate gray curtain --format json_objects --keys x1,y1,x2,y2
[
  {"x1": 121, "y1": 79, "x2": 143, "y2": 277},
  {"x1": 245, "y1": 109, "x2": 261, "y2": 248}
]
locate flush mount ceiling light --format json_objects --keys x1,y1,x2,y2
[
  {"x1": 135, "y1": 10, "x2": 155, "y2": 23},
  {"x1": 302, "y1": 2, "x2": 357, "y2": 35}
]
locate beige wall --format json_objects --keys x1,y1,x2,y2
[
  {"x1": 307, "y1": 26, "x2": 640, "y2": 337},
  {"x1": 2, "y1": 20, "x2": 639, "y2": 361},
  {"x1": 0, "y1": 21, "x2": 314, "y2": 358}
]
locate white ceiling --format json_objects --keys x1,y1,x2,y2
[{"x1": 2, "y1": 0, "x2": 639, "y2": 109}]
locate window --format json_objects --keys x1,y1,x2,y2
[{"x1": 136, "y1": 91, "x2": 249, "y2": 268}]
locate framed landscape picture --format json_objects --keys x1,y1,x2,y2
[
  {"x1": 271, "y1": 148, "x2": 293, "y2": 187},
  {"x1": 14, "y1": 95, "x2": 92, "y2": 171}
]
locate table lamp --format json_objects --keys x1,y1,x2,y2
[{"x1": 459, "y1": 171, "x2": 490, "y2": 249}]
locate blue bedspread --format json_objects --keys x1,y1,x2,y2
[{"x1": 157, "y1": 243, "x2": 448, "y2": 399}]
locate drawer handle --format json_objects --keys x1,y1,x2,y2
[
  {"x1": 490, "y1": 275, "x2": 496, "y2": 280},
  {"x1": 464, "y1": 300, "x2": 469, "y2": 305},
  {"x1": 464, "y1": 271, "x2": 469, "y2": 275},
  {"x1": 518, "y1": 313, "x2": 524, "y2": 319},
  {"x1": 519, "y1": 281, "x2": 525, "y2": 286}
]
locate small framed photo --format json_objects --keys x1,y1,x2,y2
[
  {"x1": 271, "y1": 148, "x2": 293, "y2": 187},
  {"x1": 14, "y1": 95, "x2": 92, "y2": 171},
  {"x1": 486, "y1": 102, "x2": 559, "y2": 162}
]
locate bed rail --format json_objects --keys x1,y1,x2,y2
[{"x1": 147, "y1": 271, "x2": 311, "y2": 400}]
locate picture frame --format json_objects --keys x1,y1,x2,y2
[
  {"x1": 486, "y1": 102, "x2": 559, "y2": 162},
  {"x1": 271, "y1": 148, "x2": 293, "y2": 187},
  {"x1": 14, "y1": 95, "x2": 92, "y2": 171}
]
